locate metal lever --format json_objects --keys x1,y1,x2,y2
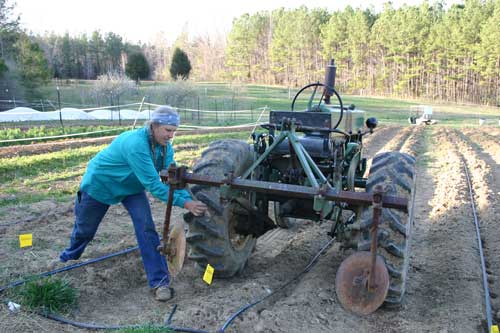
[{"x1": 158, "y1": 165, "x2": 187, "y2": 257}]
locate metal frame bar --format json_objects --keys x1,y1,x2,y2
[
  {"x1": 298, "y1": 143, "x2": 329, "y2": 185},
  {"x1": 161, "y1": 172, "x2": 408, "y2": 212},
  {"x1": 287, "y1": 133, "x2": 319, "y2": 188}
]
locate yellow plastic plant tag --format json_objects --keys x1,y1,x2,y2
[
  {"x1": 19, "y1": 234, "x2": 33, "y2": 248},
  {"x1": 491, "y1": 325, "x2": 499, "y2": 333},
  {"x1": 203, "y1": 263, "x2": 214, "y2": 285}
]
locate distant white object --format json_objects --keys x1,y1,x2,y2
[
  {"x1": 2, "y1": 107, "x2": 40, "y2": 114},
  {"x1": 138, "y1": 110, "x2": 152, "y2": 120},
  {"x1": 58, "y1": 108, "x2": 96, "y2": 120},
  {"x1": 0, "y1": 107, "x2": 96, "y2": 121},
  {"x1": 479, "y1": 118, "x2": 485, "y2": 126},
  {"x1": 7, "y1": 301, "x2": 21, "y2": 313},
  {"x1": 89, "y1": 109, "x2": 142, "y2": 120},
  {"x1": 408, "y1": 105, "x2": 437, "y2": 125}
]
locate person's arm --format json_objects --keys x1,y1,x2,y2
[{"x1": 125, "y1": 142, "x2": 171, "y2": 202}]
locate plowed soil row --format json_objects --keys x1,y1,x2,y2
[
  {"x1": 449, "y1": 128, "x2": 500, "y2": 324},
  {"x1": 0, "y1": 125, "x2": 498, "y2": 332},
  {"x1": 462, "y1": 128, "x2": 500, "y2": 163},
  {"x1": 377, "y1": 126, "x2": 415, "y2": 154}
]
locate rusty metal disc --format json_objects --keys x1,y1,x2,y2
[
  {"x1": 166, "y1": 222, "x2": 186, "y2": 278},
  {"x1": 335, "y1": 251, "x2": 389, "y2": 315}
]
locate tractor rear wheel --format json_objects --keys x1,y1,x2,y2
[
  {"x1": 184, "y1": 139, "x2": 257, "y2": 277},
  {"x1": 356, "y1": 151, "x2": 416, "y2": 305}
]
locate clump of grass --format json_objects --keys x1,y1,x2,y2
[{"x1": 18, "y1": 276, "x2": 78, "y2": 314}]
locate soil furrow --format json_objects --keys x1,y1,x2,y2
[
  {"x1": 362, "y1": 125, "x2": 402, "y2": 160},
  {"x1": 376, "y1": 126, "x2": 414, "y2": 154},
  {"x1": 462, "y1": 128, "x2": 500, "y2": 164},
  {"x1": 391, "y1": 127, "x2": 484, "y2": 332},
  {"x1": 450, "y1": 128, "x2": 500, "y2": 325}
]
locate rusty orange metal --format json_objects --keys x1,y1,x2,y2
[{"x1": 335, "y1": 251, "x2": 389, "y2": 315}]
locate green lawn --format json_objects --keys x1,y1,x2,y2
[{"x1": 30, "y1": 81, "x2": 499, "y2": 128}]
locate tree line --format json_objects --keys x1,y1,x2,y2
[
  {"x1": 225, "y1": 0, "x2": 500, "y2": 105},
  {"x1": 1, "y1": 0, "x2": 500, "y2": 105}
]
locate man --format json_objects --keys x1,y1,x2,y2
[{"x1": 59, "y1": 105, "x2": 207, "y2": 301}]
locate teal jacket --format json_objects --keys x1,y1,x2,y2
[{"x1": 80, "y1": 127, "x2": 192, "y2": 207}]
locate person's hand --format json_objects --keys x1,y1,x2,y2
[{"x1": 184, "y1": 200, "x2": 207, "y2": 216}]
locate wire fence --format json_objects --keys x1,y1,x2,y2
[
  {"x1": 0, "y1": 99, "x2": 269, "y2": 146},
  {"x1": 0, "y1": 99, "x2": 270, "y2": 126}
]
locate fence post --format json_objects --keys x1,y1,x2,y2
[
  {"x1": 148, "y1": 96, "x2": 151, "y2": 119},
  {"x1": 197, "y1": 96, "x2": 200, "y2": 124},
  {"x1": 40, "y1": 99, "x2": 45, "y2": 112},
  {"x1": 110, "y1": 94, "x2": 114, "y2": 121},
  {"x1": 56, "y1": 86, "x2": 64, "y2": 132},
  {"x1": 215, "y1": 99, "x2": 218, "y2": 123},
  {"x1": 117, "y1": 95, "x2": 122, "y2": 126},
  {"x1": 191, "y1": 98, "x2": 195, "y2": 121}
]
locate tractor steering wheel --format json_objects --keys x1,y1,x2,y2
[{"x1": 291, "y1": 82, "x2": 344, "y2": 130}]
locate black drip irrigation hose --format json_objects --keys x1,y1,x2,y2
[
  {"x1": 0, "y1": 245, "x2": 139, "y2": 293},
  {"x1": 462, "y1": 157, "x2": 495, "y2": 332},
  {"x1": 44, "y1": 312, "x2": 208, "y2": 333},
  {"x1": 217, "y1": 236, "x2": 336, "y2": 332},
  {"x1": 1, "y1": 236, "x2": 336, "y2": 332}
]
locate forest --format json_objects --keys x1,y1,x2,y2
[{"x1": 1, "y1": 0, "x2": 500, "y2": 105}]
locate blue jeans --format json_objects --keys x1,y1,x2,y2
[{"x1": 60, "y1": 191, "x2": 170, "y2": 289}]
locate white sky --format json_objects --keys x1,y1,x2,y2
[{"x1": 15, "y1": 0, "x2": 460, "y2": 44}]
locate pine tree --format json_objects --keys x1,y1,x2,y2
[
  {"x1": 14, "y1": 34, "x2": 51, "y2": 97},
  {"x1": 169, "y1": 47, "x2": 191, "y2": 80},
  {"x1": 125, "y1": 52, "x2": 150, "y2": 83}
]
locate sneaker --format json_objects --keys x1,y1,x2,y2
[{"x1": 154, "y1": 286, "x2": 174, "y2": 302}]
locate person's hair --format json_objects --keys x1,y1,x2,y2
[{"x1": 145, "y1": 105, "x2": 179, "y2": 128}]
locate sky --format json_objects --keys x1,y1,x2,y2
[{"x1": 15, "y1": 0, "x2": 459, "y2": 44}]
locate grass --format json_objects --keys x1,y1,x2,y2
[
  {"x1": 0, "y1": 145, "x2": 105, "y2": 183},
  {"x1": 0, "y1": 131, "x2": 250, "y2": 208},
  {"x1": 416, "y1": 127, "x2": 433, "y2": 167},
  {"x1": 0, "y1": 145, "x2": 103, "y2": 207},
  {"x1": 16, "y1": 276, "x2": 78, "y2": 314},
  {"x1": 416, "y1": 127, "x2": 438, "y2": 169},
  {"x1": 29, "y1": 80, "x2": 500, "y2": 117},
  {"x1": 5, "y1": 81, "x2": 498, "y2": 141}
]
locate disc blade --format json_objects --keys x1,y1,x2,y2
[
  {"x1": 335, "y1": 251, "x2": 389, "y2": 315},
  {"x1": 167, "y1": 222, "x2": 186, "y2": 278}
]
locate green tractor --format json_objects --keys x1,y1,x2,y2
[{"x1": 163, "y1": 60, "x2": 416, "y2": 315}]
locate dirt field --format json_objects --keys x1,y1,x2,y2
[{"x1": 1, "y1": 124, "x2": 499, "y2": 332}]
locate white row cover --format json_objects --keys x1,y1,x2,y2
[{"x1": 0, "y1": 107, "x2": 152, "y2": 122}]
